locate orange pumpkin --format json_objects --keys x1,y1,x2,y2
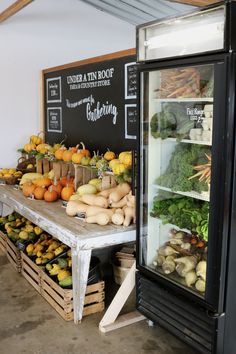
[
  {"x1": 55, "y1": 147, "x2": 66, "y2": 160},
  {"x1": 33, "y1": 177, "x2": 52, "y2": 188},
  {"x1": 22, "y1": 182, "x2": 36, "y2": 197},
  {"x1": 33, "y1": 186, "x2": 46, "y2": 200},
  {"x1": 61, "y1": 185, "x2": 74, "y2": 201},
  {"x1": 78, "y1": 142, "x2": 90, "y2": 157},
  {"x1": 62, "y1": 150, "x2": 74, "y2": 162},
  {"x1": 59, "y1": 176, "x2": 74, "y2": 187},
  {"x1": 51, "y1": 181, "x2": 62, "y2": 197},
  {"x1": 44, "y1": 187, "x2": 58, "y2": 202},
  {"x1": 70, "y1": 144, "x2": 79, "y2": 154}
]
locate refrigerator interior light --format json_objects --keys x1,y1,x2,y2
[{"x1": 144, "y1": 22, "x2": 224, "y2": 49}]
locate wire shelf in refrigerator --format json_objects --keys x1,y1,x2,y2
[
  {"x1": 153, "y1": 184, "x2": 210, "y2": 202},
  {"x1": 154, "y1": 98, "x2": 214, "y2": 103}
]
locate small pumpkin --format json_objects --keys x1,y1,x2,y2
[
  {"x1": 33, "y1": 177, "x2": 52, "y2": 188},
  {"x1": 22, "y1": 182, "x2": 36, "y2": 197},
  {"x1": 36, "y1": 143, "x2": 50, "y2": 154},
  {"x1": 62, "y1": 150, "x2": 74, "y2": 162},
  {"x1": 33, "y1": 186, "x2": 46, "y2": 200},
  {"x1": 59, "y1": 176, "x2": 74, "y2": 188},
  {"x1": 51, "y1": 180, "x2": 62, "y2": 197},
  {"x1": 55, "y1": 147, "x2": 66, "y2": 160},
  {"x1": 44, "y1": 187, "x2": 58, "y2": 202},
  {"x1": 30, "y1": 134, "x2": 43, "y2": 146},
  {"x1": 104, "y1": 149, "x2": 116, "y2": 161},
  {"x1": 109, "y1": 159, "x2": 120, "y2": 170},
  {"x1": 81, "y1": 156, "x2": 91, "y2": 166},
  {"x1": 112, "y1": 163, "x2": 126, "y2": 175},
  {"x1": 72, "y1": 152, "x2": 83, "y2": 164},
  {"x1": 61, "y1": 185, "x2": 75, "y2": 201},
  {"x1": 70, "y1": 144, "x2": 79, "y2": 154},
  {"x1": 23, "y1": 143, "x2": 36, "y2": 153},
  {"x1": 78, "y1": 142, "x2": 90, "y2": 157},
  {"x1": 119, "y1": 151, "x2": 132, "y2": 168}
]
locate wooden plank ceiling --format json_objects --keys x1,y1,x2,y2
[
  {"x1": 172, "y1": 0, "x2": 219, "y2": 6},
  {"x1": 0, "y1": 0, "x2": 33, "y2": 23},
  {"x1": 0, "y1": 0, "x2": 220, "y2": 24}
]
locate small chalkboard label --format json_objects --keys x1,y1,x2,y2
[
  {"x1": 125, "y1": 62, "x2": 137, "y2": 99},
  {"x1": 47, "y1": 107, "x2": 62, "y2": 133},
  {"x1": 46, "y1": 77, "x2": 62, "y2": 103},
  {"x1": 125, "y1": 104, "x2": 137, "y2": 140}
]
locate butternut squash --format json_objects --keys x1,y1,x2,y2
[
  {"x1": 123, "y1": 206, "x2": 135, "y2": 226},
  {"x1": 109, "y1": 183, "x2": 131, "y2": 203},
  {"x1": 86, "y1": 213, "x2": 110, "y2": 226},
  {"x1": 86, "y1": 206, "x2": 114, "y2": 220},
  {"x1": 66, "y1": 201, "x2": 88, "y2": 216},
  {"x1": 80, "y1": 194, "x2": 109, "y2": 208},
  {"x1": 98, "y1": 186, "x2": 117, "y2": 198},
  {"x1": 110, "y1": 195, "x2": 128, "y2": 208},
  {"x1": 111, "y1": 209, "x2": 124, "y2": 226}
]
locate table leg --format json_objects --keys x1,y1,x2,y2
[{"x1": 72, "y1": 248, "x2": 92, "y2": 324}]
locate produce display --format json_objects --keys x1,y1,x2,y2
[
  {"x1": 156, "y1": 66, "x2": 213, "y2": 99},
  {"x1": 151, "y1": 193, "x2": 209, "y2": 241},
  {"x1": 156, "y1": 143, "x2": 211, "y2": 194},
  {"x1": 0, "y1": 168, "x2": 22, "y2": 184},
  {"x1": 153, "y1": 228, "x2": 207, "y2": 293},
  {"x1": 66, "y1": 182, "x2": 136, "y2": 227}
]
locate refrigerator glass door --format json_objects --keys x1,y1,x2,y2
[{"x1": 139, "y1": 63, "x2": 215, "y2": 299}]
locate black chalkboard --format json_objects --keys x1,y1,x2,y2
[{"x1": 43, "y1": 50, "x2": 137, "y2": 153}]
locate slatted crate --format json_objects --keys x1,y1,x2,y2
[
  {"x1": 20, "y1": 252, "x2": 105, "y2": 321},
  {"x1": 0, "y1": 231, "x2": 7, "y2": 253},
  {"x1": 36, "y1": 158, "x2": 53, "y2": 175},
  {"x1": 21, "y1": 251, "x2": 41, "y2": 293},
  {"x1": 41, "y1": 271, "x2": 105, "y2": 321},
  {"x1": 6, "y1": 237, "x2": 21, "y2": 273}
]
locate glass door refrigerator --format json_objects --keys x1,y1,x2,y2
[{"x1": 136, "y1": 2, "x2": 236, "y2": 353}]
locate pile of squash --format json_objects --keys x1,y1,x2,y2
[
  {"x1": 66, "y1": 182, "x2": 136, "y2": 227},
  {"x1": 20, "y1": 174, "x2": 75, "y2": 202}
]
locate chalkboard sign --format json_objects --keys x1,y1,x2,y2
[
  {"x1": 43, "y1": 49, "x2": 137, "y2": 153},
  {"x1": 125, "y1": 62, "x2": 137, "y2": 99},
  {"x1": 46, "y1": 77, "x2": 62, "y2": 103},
  {"x1": 47, "y1": 107, "x2": 62, "y2": 133},
  {"x1": 125, "y1": 104, "x2": 137, "y2": 139}
]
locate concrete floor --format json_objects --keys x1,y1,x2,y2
[{"x1": 0, "y1": 252, "x2": 197, "y2": 354}]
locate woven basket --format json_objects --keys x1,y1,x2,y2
[
  {"x1": 0, "y1": 176, "x2": 19, "y2": 185},
  {"x1": 17, "y1": 156, "x2": 36, "y2": 174}
]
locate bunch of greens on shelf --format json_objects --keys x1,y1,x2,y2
[
  {"x1": 151, "y1": 192, "x2": 209, "y2": 241},
  {"x1": 156, "y1": 143, "x2": 210, "y2": 193},
  {"x1": 150, "y1": 103, "x2": 194, "y2": 140}
]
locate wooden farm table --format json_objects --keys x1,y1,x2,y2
[{"x1": 0, "y1": 185, "x2": 136, "y2": 323}]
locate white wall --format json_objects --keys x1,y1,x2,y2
[{"x1": 0, "y1": 0, "x2": 135, "y2": 167}]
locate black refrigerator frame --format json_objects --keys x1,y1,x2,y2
[{"x1": 135, "y1": 2, "x2": 236, "y2": 353}]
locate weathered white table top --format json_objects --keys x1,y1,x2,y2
[{"x1": 0, "y1": 185, "x2": 136, "y2": 250}]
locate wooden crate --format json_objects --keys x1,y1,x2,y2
[
  {"x1": 53, "y1": 161, "x2": 75, "y2": 180},
  {"x1": 0, "y1": 231, "x2": 7, "y2": 253},
  {"x1": 41, "y1": 271, "x2": 105, "y2": 321},
  {"x1": 36, "y1": 158, "x2": 53, "y2": 174},
  {"x1": 21, "y1": 252, "x2": 41, "y2": 293},
  {"x1": 6, "y1": 237, "x2": 21, "y2": 273},
  {"x1": 74, "y1": 164, "x2": 98, "y2": 190}
]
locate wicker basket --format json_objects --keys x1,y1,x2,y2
[
  {"x1": 0, "y1": 176, "x2": 19, "y2": 185},
  {"x1": 17, "y1": 156, "x2": 36, "y2": 174}
]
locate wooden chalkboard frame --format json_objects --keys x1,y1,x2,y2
[{"x1": 40, "y1": 48, "x2": 137, "y2": 152}]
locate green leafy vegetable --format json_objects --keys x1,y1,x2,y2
[
  {"x1": 157, "y1": 143, "x2": 210, "y2": 193},
  {"x1": 151, "y1": 192, "x2": 209, "y2": 241}
]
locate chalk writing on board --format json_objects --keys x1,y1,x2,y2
[
  {"x1": 46, "y1": 77, "x2": 62, "y2": 103},
  {"x1": 66, "y1": 94, "x2": 118, "y2": 125},
  {"x1": 125, "y1": 62, "x2": 137, "y2": 99},
  {"x1": 47, "y1": 107, "x2": 62, "y2": 133},
  {"x1": 125, "y1": 104, "x2": 137, "y2": 140}
]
